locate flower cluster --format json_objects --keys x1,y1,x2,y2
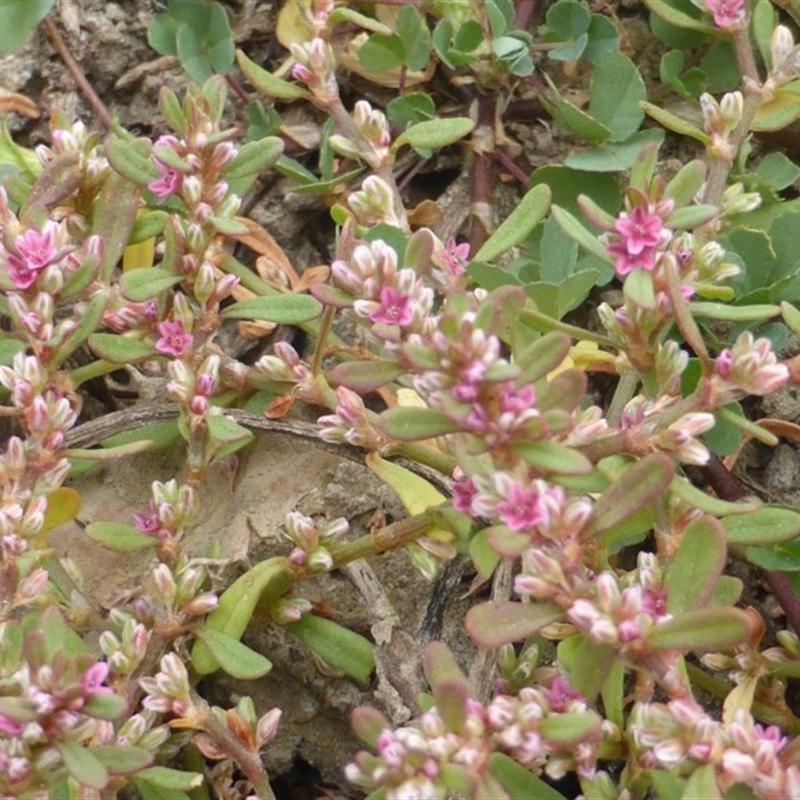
[
  {"x1": 605, "y1": 195, "x2": 674, "y2": 277},
  {"x1": 283, "y1": 510, "x2": 349, "y2": 572},
  {"x1": 317, "y1": 386, "x2": 385, "y2": 448},
  {"x1": 0, "y1": 636, "x2": 122, "y2": 796},
  {"x1": 132, "y1": 479, "x2": 195, "y2": 549},
  {"x1": 331, "y1": 237, "x2": 434, "y2": 343},
  {"x1": 711, "y1": 331, "x2": 789, "y2": 403},
  {"x1": 630, "y1": 699, "x2": 800, "y2": 798},
  {"x1": 346, "y1": 678, "x2": 609, "y2": 799}
]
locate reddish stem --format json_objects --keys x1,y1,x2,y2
[
  {"x1": 42, "y1": 17, "x2": 112, "y2": 129},
  {"x1": 469, "y1": 94, "x2": 496, "y2": 255}
]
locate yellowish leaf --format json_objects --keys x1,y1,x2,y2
[{"x1": 33, "y1": 487, "x2": 81, "y2": 548}]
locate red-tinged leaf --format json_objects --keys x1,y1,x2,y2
[
  {"x1": 309, "y1": 282, "x2": 355, "y2": 308},
  {"x1": 537, "y1": 368, "x2": 587, "y2": 413},
  {"x1": 21, "y1": 150, "x2": 82, "y2": 217},
  {"x1": 434, "y1": 678, "x2": 470, "y2": 735},
  {"x1": 120, "y1": 267, "x2": 181, "y2": 302},
  {"x1": 646, "y1": 607, "x2": 755, "y2": 652},
  {"x1": 332, "y1": 359, "x2": 405, "y2": 392},
  {"x1": 513, "y1": 440, "x2": 593, "y2": 475},
  {"x1": 723, "y1": 506, "x2": 800, "y2": 546},
  {"x1": 583, "y1": 453, "x2": 674, "y2": 542},
  {"x1": 351, "y1": 706, "x2": 391, "y2": 748},
  {"x1": 465, "y1": 601, "x2": 564, "y2": 648},
  {"x1": 91, "y1": 171, "x2": 141, "y2": 282},
  {"x1": 379, "y1": 406, "x2": 459, "y2": 440},
  {"x1": 424, "y1": 642, "x2": 469, "y2": 693},
  {"x1": 486, "y1": 525, "x2": 529, "y2": 558},
  {"x1": 514, "y1": 331, "x2": 572, "y2": 385},
  {"x1": 665, "y1": 515, "x2": 727, "y2": 615},
  {"x1": 664, "y1": 259, "x2": 709, "y2": 368}
]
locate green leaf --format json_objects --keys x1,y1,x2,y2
[
  {"x1": 689, "y1": 302, "x2": 780, "y2": 321},
  {"x1": 584, "y1": 454, "x2": 675, "y2": 542},
  {"x1": 221, "y1": 294, "x2": 322, "y2": 323},
  {"x1": 206, "y1": 414, "x2": 255, "y2": 460},
  {"x1": 756, "y1": 151, "x2": 800, "y2": 191},
  {"x1": 584, "y1": 13, "x2": 619, "y2": 64},
  {"x1": 236, "y1": 49, "x2": 310, "y2": 100},
  {"x1": 57, "y1": 741, "x2": 108, "y2": 790},
  {"x1": 359, "y1": 33, "x2": 405, "y2": 71},
  {"x1": 396, "y1": 6, "x2": 431, "y2": 71},
  {"x1": 650, "y1": 770, "x2": 687, "y2": 800},
  {"x1": 539, "y1": 712, "x2": 601, "y2": 744},
  {"x1": 332, "y1": 359, "x2": 405, "y2": 392},
  {"x1": 490, "y1": 752, "x2": 568, "y2": 800},
  {"x1": 557, "y1": 634, "x2": 615, "y2": 701},
  {"x1": 105, "y1": 136, "x2": 160, "y2": 185},
  {"x1": 129, "y1": 210, "x2": 169, "y2": 245},
  {"x1": 328, "y1": 7, "x2": 391, "y2": 34},
  {"x1": 0, "y1": 337, "x2": 24, "y2": 366},
  {"x1": 85, "y1": 522, "x2": 156, "y2": 552},
  {"x1": 222, "y1": 137, "x2": 284, "y2": 180},
  {"x1": 0, "y1": 0, "x2": 54, "y2": 55},
  {"x1": 665, "y1": 515, "x2": 727, "y2": 614},
  {"x1": 644, "y1": 0, "x2": 717, "y2": 34},
  {"x1": 744, "y1": 540, "x2": 800, "y2": 571},
  {"x1": 393, "y1": 117, "x2": 475, "y2": 151},
  {"x1": 90, "y1": 745, "x2": 153, "y2": 774},
  {"x1": 551, "y1": 204, "x2": 615, "y2": 264},
  {"x1": 81, "y1": 691, "x2": 126, "y2": 720},
  {"x1": 21, "y1": 151, "x2": 82, "y2": 215},
  {"x1": 88, "y1": 333, "x2": 158, "y2": 363},
  {"x1": 564, "y1": 128, "x2": 665, "y2": 172},
  {"x1": 378, "y1": 406, "x2": 460, "y2": 440},
  {"x1": 540, "y1": 80, "x2": 612, "y2": 143},
  {"x1": 194, "y1": 628, "x2": 271, "y2": 679},
  {"x1": 120, "y1": 267, "x2": 182, "y2": 301},
  {"x1": 0, "y1": 120, "x2": 42, "y2": 178},
  {"x1": 192, "y1": 557, "x2": 295, "y2": 675},
  {"x1": 387, "y1": 93, "x2": 436, "y2": 126},
  {"x1": 287, "y1": 615, "x2": 375, "y2": 686},
  {"x1": 134, "y1": 767, "x2": 204, "y2": 791},
  {"x1": 589, "y1": 51, "x2": 645, "y2": 141},
  {"x1": 545, "y1": 0, "x2": 590, "y2": 39},
  {"x1": 366, "y1": 453, "x2": 447, "y2": 518},
  {"x1": 469, "y1": 528, "x2": 501, "y2": 582},
  {"x1": 640, "y1": 101, "x2": 711, "y2": 144},
  {"x1": 474, "y1": 184, "x2": 551, "y2": 262},
  {"x1": 723, "y1": 506, "x2": 800, "y2": 546},
  {"x1": 624, "y1": 267, "x2": 657, "y2": 310},
  {"x1": 682, "y1": 763, "x2": 722, "y2": 800},
  {"x1": 465, "y1": 601, "x2": 563, "y2": 648},
  {"x1": 512, "y1": 440, "x2": 592, "y2": 475},
  {"x1": 665, "y1": 204, "x2": 717, "y2": 229},
  {"x1": 664, "y1": 160, "x2": 708, "y2": 207},
  {"x1": 646, "y1": 607, "x2": 754, "y2": 651},
  {"x1": 514, "y1": 331, "x2": 572, "y2": 384}
]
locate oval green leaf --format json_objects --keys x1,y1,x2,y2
[
  {"x1": 85, "y1": 522, "x2": 156, "y2": 552},
  {"x1": 724, "y1": 506, "x2": 800, "y2": 546},
  {"x1": 393, "y1": 117, "x2": 475, "y2": 151},
  {"x1": 221, "y1": 294, "x2": 322, "y2": 324},
  {"x1": 194, "y1": 628, "x2": 272, "y2": 679},
  {"x1": 465, "y1": 601, "x2": 564, "y2": 648}
]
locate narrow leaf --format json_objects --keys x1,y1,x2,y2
[
  {"x1": 85, "y1": 522, "x2": 156, "y2": 552},
  {"x1": 236, "y1": 49, "x2": 311, "y2": 100},
  {"x1": 378, "y1": 406, "x2": 460, "y2": 440},
  {"x1": 57, "y1": 741, "x2": 108, "y2": 790},
  {"x1": 723, "y1": 506, "x2": 800, "y2": 546},
  {"x1": 134, "y1": 767, "x2": 203, "y2": 791},
  {"x1": 490, "y1": 753, "x2": 568, "y2": 800},
  {"x1": 89, "y1": 333, "x2": 158, "y2": 363},
  {"x1": 120, "y1": 267, "x2": 182, "y2": 301},
  {"x1": 393, "y1": 117, "x2": 475, "y2": 150},
  {"x1": 286, "y1": 615, "x2": 375, "y2": 686},
  {"x1": 512, "y1": 440, "x2": 593, "y2": 475},
  {"x1": 646, "y1": 607, "x2": 755, "y2": 652},
  {"x1": 332, "y1": 359, "x2": 405, "y2": 392},
  {"x1": 475, "y1": 184, "x2": 552, "y2": 262},
  {"x1": 194, "y1": 628, "x2": 271, "y2": 679},
  {"x1": 90, "y1": 745, "x2": 153, "y2": 774},
  {"x1": 584, "y1": 454, "x2": 675, "y2": 542},
  {"x1": 221, "y1": 294, "x2": 322, "y2": 324},
  {"x1": 551, "y1": 204, "x2": 615, "y2": 263}
]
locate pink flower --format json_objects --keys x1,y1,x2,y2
[
  {"x1": 369, "y1": 286, "x2": 413, "y2": 326},
  {"x1": 133, "y1": 508, "x2": 160, "y2": 533},
  {"x1": 615, "y1": 207, "x2": 666, "y2": 255},
  {"x1": 6, "y1": 254, "x2": 40, "y2": 289},
  {"x1": 15, "y1": 225, "x2": 58, "y2": 269},
  {"x1": 440, "y1": 237, "x2": 470, "y2": 277},
  {"x1": 706, "y1": 0, "x2": 747, "y2": 28},
  {"x1": 452, "y1": 474, "x2": 477, "y2": 514},
  {"x1": 495, "y1": 481, "x2": 547, "y2": 532},
  {"x1": 148, "y1": 162, "x2": 182, "y2": 202},
  {"x1": 81, "y1": 662, "x2": 112, "y2": 696},
  {"x1": 155, "y1": 320, "x2": 193, "y2": 357}
]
